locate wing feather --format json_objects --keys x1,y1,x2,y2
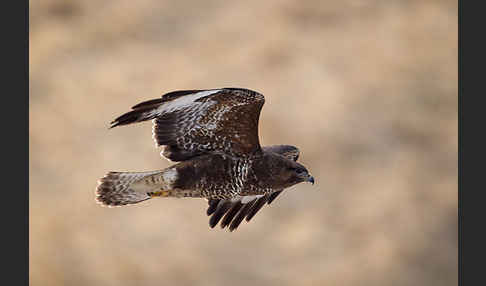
[
  {"x1": 229, "y1": 199, "x2": 257, "y2": 231},
  {"x1": 206, "y1": 194, "x2": 274, "y2": 231},
  {"x1": 220, "y1": 201, "x2": 244, "y2": 228},
  {"x1": 267, "y1": 190, "x2": 283, "y2": 205},
  {"x1": 207, "y1": 199, "x2": 220, "y2": 215},
  {"x1": 209, "y1": 200, "x2": 233, "y2": 228},
  {"x1": 110, "y1": 88, "x2": 265, "y2": 161},
  {"x1": 245, "y1": 196, "x2": 269, "y2": 222}
]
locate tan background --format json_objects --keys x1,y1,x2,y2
[{"x1": 30, "y1": 0, "x2": 457, "y2": 285}]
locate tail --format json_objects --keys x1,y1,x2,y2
[{"x1": 95, "y1": 170, "x2": 164, "y2": 207}]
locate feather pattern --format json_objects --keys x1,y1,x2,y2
[
  {"x1": 110, "y1": 88, "x2": 265, "y2": 161},
  {"x1": 100, "y1": 87, "x2": 313, "y2": 232},
  {"x1": 204, "y1": 144, "x2": 299, "y2": 231}
]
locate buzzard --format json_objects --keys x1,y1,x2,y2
[{"x1": 96, "y1": 88, "x2": 314, "y2": 231}]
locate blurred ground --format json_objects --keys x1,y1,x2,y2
[{"x1": 29, "y1": 0, "x2": 457, "y2": 285}]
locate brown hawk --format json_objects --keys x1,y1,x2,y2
[{"x1": 96, "y1": 88, "x2": 314, "y2": 231}]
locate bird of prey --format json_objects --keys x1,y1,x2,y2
[{"x1": 96, "y1": 88, "x2": 314, "y2": 231}]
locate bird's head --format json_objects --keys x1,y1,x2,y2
[{"x1": 277, "y1": 160, "x2": 314, "y2": 188}]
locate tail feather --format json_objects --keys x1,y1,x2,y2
[{"x1": 95, "y1": 170, "x2": 163, "y2": 206}]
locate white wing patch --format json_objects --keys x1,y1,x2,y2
[
  {"x1": 156, "y1": 89, "x2": 221, "y2": 114},
  {"x1": 234, "y1": 194, "x2": 264, "y2": 204},
  {"x1": 151, "y1": 89, "x2": 222, "y2": 148}
]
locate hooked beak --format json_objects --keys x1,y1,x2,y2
[{"x1": 307, "y1": 175, "x2": 315, "y2": 185}]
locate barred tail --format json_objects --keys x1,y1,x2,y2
[{"x1": 95, "y1": 170, "x2": 163, "y2": 207}]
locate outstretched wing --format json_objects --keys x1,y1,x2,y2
[
  {"x1": 110, "y1": 88, "x2": 265, "y2": 161},
  {"x1": 206, "y1": 145, "x2": 300, "y2": 231},
  {"x1": 206, "y1": 195, "x2": 272, "y2": 231}
]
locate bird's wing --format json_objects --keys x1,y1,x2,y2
[
  {"x1": 206, "y1": 195, "x2": 272, "y2": 231},
  {"x1": 110, "y1": 88, "x2": 265, "y2": 161},
  {"x1": 205, "y1": 145, "x2": 300, "y2": 231}
]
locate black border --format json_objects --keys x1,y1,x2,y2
[
  {"x1": 458, "y1": 0, "x2": 462, "y2": 284},
  {"x1": 5, "y1": 0, "x2": 29, "y2": 285},
  {"x1": 459, "y1": 0, "x2": 485, "y2": 285}
]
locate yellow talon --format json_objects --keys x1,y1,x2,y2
[
  {"x1": 160, "y1": 190, "x2": 170, "y2": 197},
  {"x1": 148, "y1": 190, "x2": 170, "y2": 197}
]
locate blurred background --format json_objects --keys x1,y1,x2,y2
[{"x1": 29, "y1": 0, "x2": 457, "y2": 285}]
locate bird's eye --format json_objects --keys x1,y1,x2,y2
[
  {"x1": 288, "y1": 167, "x2": 305, "y2": 174},
  {"x1": 295, "y1": 168, "x2": 306, "y2": 174}
]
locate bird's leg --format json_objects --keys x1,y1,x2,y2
[{"x1": 147, "y1": 189, "x2": 171, "y2": 197}]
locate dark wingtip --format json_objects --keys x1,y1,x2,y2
[
  {"x1": 206, "y1": 194, "x2": 276, "y2": 231},
  {"x1": 220, "y1": 202, "x2": 244, "y2": 229},
  {"x1": 228, "y1": 199, "x2": 256, "y2": 231},
  {"x1": 245, "y1": 197, "x2": 268, "y2": 222},
  {"x1": 206, "y1": 199, "x2": 220, "y2": 216},
  {"x1": 208, "y1": 201, "x2": 232, "y2": 228},
  {"x1": 267, "y1": 190, "x2": 283, "y2": 205},
  {"x1": 108, "y1": 122, "x2": 118, "y2": 129}
]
